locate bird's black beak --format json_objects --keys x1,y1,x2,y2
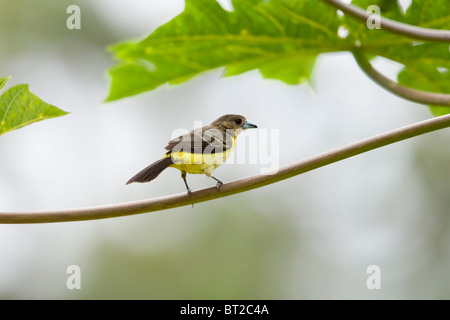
[{"x1": 242, "y1": 121, "x2": 258, "y2": 129}]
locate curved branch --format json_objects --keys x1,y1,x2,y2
[
  {"x1": 352, "y1": 50, "x2": 450, "y2": 106},
  {"x1": 1, "y1": 114, "x2": 450, "y2": 224},
  {"x1": 321, "y1": 0, "x2": 450, "y2": 42}
]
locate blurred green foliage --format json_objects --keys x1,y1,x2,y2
[{"x1": 71, "y1": 202, "x2": 300, "y2": 299}]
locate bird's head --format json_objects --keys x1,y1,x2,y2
[{"x1": 211, "y1": 114, "x2": 258, "y2": 136}]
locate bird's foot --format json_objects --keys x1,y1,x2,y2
[{"x1": 211, "y1": 175, "x2": 223, "y2": 191}]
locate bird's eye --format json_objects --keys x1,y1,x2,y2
[{"x1": 235, "y1": 118, "x2": 242, "y2": 125}]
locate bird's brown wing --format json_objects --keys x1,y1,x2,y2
[{"x1": 164, "y1": 126, "x2": 233, "y2": 154}]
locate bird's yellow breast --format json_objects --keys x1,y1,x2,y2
[{"x1": 164, "y1": 136, "x2": 236, "y2": 176}]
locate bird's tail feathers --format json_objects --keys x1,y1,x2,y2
[{"x1": 126, "y1": 156, "x2": 173, "y2": 185}]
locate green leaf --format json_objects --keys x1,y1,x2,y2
[
  {"x1": 344, "y1": 0, "x2": 450, "y2": 114},
  {"x1": 349, "y1": 0, "x2": 450, "y2": 65},
  {"x1": 0, "y1": 84, "x2": 69, "y2": 136},
  {"x1": 106, "y1": 0, "x2": 346, "y2": 101},
  {"x1": 395, "y1": 0, "x2": 450, "y2": 115},
  {"x1": 398, "y1": 65, "x2": 450, "y2": 116},
  {"x1": 106, "y1": 0, "x2": 450, "y2": 116},
  {"x1": 402, "y1": 0, "x2": 450, "y2": 29},
  {"x1": 0, "y1": 76, "x2": 10, "y2": 91}
]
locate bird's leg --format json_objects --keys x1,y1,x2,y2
[
  {"x1": 181, "y1": 171, "x2": 192, "y2": 194},
  {"x1": 211, "y1": 175, "x2": 223, "y2": 191}
]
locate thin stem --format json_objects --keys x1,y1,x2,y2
[
  {"x1": 1, "y1": 114, "x2": 450, "y2": 224},
  {"x1": 352, "y1": 49, "x2": 450, "y2": 106},
  {"x1": 321, "y1": 0, "x2": 450, "y2": 42}
]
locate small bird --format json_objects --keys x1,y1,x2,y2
[{"x1": 126, "y1": 114, "x2": 258, "y2": 193}]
